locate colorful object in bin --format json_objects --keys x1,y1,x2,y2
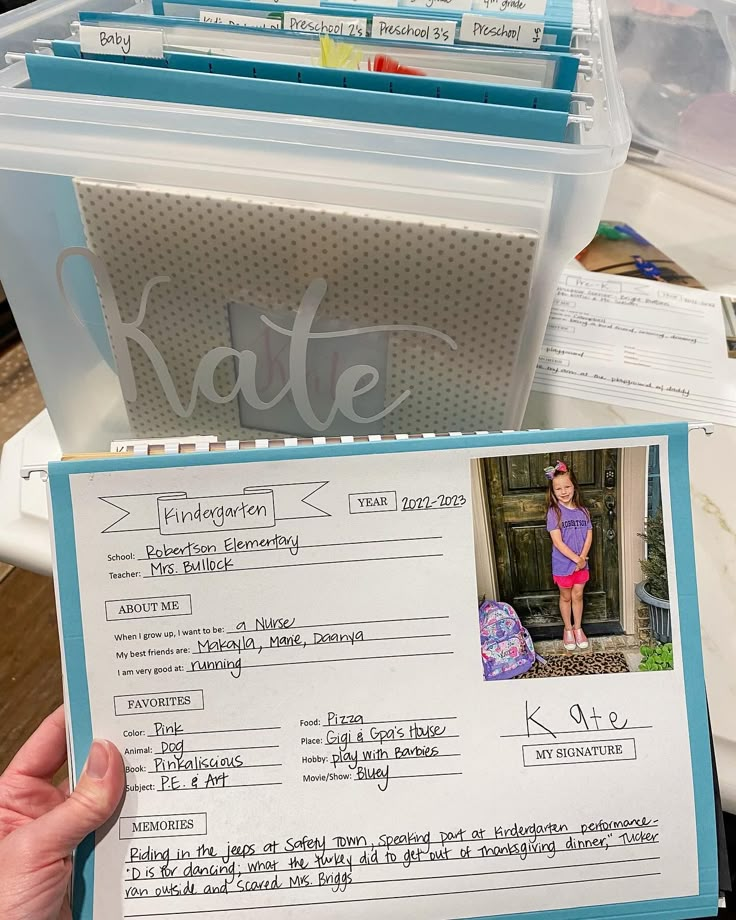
[
  {"x1": 318, "y1": 34, "x2": 362, "y2": 70},
  {"x1": 369, "y1": 54, "x2": 426, "y2": 76}
]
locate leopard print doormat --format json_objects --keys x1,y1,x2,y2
[{"x1": 517, "y1": 652, "x2": 630, "y2": 679}]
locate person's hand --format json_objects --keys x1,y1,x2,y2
[
  {"x1": 575, "y1": 556, "x2": 586, "y2": 571},
  {"x1": 0, "y1": 706, "x2": 125, "y2": 920}
]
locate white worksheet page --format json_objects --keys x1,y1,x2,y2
[
  {"x1": 59, "y1": 445, "x2": 699, "y2": 919},
  {"x1": 534, "y1": 272, "x2": 736, "y2": 425}
]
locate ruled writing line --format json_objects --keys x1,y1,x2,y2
[
  {"x1": 342, "y1": 717, "x2": 457, "y2": 726},
  {"x1": 226, "y1": 616, "x2": 449, "y2": 634},
  {"x1": 126, "y1": 832, "x2": 659, "y2": 864},
  {"x1": 355, "y1": 771, "x2": 464, "y2": 781},
  {"x1": 325, "y1": 735, "x2": 460, "y2": 746},
  {"x1": 190, "y1": 651, "x2": 454, "y2": 670},
  {"x1": 153, "y1": 746, "x2": 280, "y2": 754},
  {"x1": 123, "y1": 870, "x2": 661, "y2": 915},
  {"x1": 145, "y1": 553, "x2": 444, "y2": 578},
  {"x1": 139, "y1": 536, "x2": 442, "y2": 562},
  {"x1": 158, "y1": 782, "x2": 283, "y2": 792},
  {"x1": 147, "y1": 727, "x2": 280, "y2": 739},
  {"x1": 129, "y1": 854, "x2": 660, "y2": 883},
  {"x1": 192, "y1": 634, "x2": 452, "y2": 654},
  {"x1": 500, "y1": 727, "x2": 652, "y2": 738},
  {"x1": 151, "y1": 764, "x2": 281, "y2": 773}
]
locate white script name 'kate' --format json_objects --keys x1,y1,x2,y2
[{"x1": 57, "y1": 248, "x2": 458, "y2": 432}]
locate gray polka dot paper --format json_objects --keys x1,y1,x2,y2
[{"x1": 74, "y1": 179, "x2": 539, "y2": 439}]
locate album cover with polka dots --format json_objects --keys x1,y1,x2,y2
[{"x1": 74, "y1": 179, "x2": 539, "y2": 439}]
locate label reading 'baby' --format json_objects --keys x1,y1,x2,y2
[{"x1": 79, "y1": 25, "x2": 165, "y2": 58}]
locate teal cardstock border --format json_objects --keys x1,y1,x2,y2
[{"x1": 47, "y1": 421, "x2": 717, "y2": 920}]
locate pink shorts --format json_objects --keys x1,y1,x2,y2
[{"x1": 553, "y1": 569, "x2": 590, "y2": 589}]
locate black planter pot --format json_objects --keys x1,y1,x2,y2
[{"x1": 635, "y1": 581, "x2": 671, "y2": 644}]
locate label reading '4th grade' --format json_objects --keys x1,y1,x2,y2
[
  {"x1": 473, "y1": 0, "x2": 548, "y2": 16},
  {"x1": 400, "y1": 0, "x2": 473, "y2": 11}
]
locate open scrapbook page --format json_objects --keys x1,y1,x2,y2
[{"x1": 45, "y1": 421, "x2": 717, "y2": 919}]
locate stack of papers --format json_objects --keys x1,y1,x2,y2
[{"x1": 535, "y1": 271, "x2": 736, "y2": 427}]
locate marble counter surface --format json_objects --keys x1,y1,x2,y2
[
  {"x1": 524, "y1": 392, "x2": 736, "y2": 813},
  {"x1": 525, "y1": 159, "x2": 736, "y2": 811}
]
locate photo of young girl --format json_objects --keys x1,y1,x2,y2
[
  {"x1": 545, "y1": 460, "x2": 593, "y2": 652},
  {"x1": 472, "y1": 443, "x2": 677, "y2": 680}
]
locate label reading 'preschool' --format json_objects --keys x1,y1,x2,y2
[
  {"x1": 372, "y1": 15, "x2": 456, "y2": 43},
  {"x1": 199, "y1": 9, "x2": 282, "y2": 26},
  {"x1": 459, "y1": 13, "x2": 543, "y2": 46},
  {"x1": 282, "y1": 11, "x2": 368, "y2": 35},
  {"x1": 79, "y1": 25, "x2": 165, "y2": 58}
]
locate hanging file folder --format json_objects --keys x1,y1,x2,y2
[
  {"x1": 49, "y1": 38, "x2": 576, "y2": 111},
  {"x1": 74, "y1": 11, "x2": 582, "y2": 87},
  {"x1": 25, "y1": 53, "x2": 574, "y2": 141}
]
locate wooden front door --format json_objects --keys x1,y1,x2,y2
[{"x1": 484, "y1": 449, "x2": 621, "y2": 639}]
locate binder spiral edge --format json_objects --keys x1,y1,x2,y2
[{"x1": 19, "y1": 422, "x2": 714, "y2": 478}]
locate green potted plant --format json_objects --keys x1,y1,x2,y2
[
  {"x1": 638, "y1": 642, "x2": 673, "y2": 671},
  {"x1": 635, "y1": 507, "x2": 671, "y2": 643}
]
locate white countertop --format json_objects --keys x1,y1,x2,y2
[
  {"x1": 526, "y1": 161, "x2": 736, "y2": 812},
  {"x1": 1, "y1": 160, "x2": 735, "y2": 810}
]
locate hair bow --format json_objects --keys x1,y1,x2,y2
[{"x1": 544, "y1": 460, "x2": 568, "y2": 480}]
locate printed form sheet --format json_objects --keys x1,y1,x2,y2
[
  {"x1": 534, "y1": 272, "x2": 736, "y2": 425},
  {"x1": 56, "y1": 442, "x2": 701, "y2": 919}
]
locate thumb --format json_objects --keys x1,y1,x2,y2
[{"x1": 21, "y1": 740, "x2": 125, "y2": 863}]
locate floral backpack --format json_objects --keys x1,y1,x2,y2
[{"x1": 479, "y1": 599, "x2": 542, "y2": 680}]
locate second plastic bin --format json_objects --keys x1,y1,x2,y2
[{"x1": 609, "y1": 0, "x2": 736, "y2": 188}]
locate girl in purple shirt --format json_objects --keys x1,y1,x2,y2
[{"x1": 545, "y1": 461, "x2": 593, "y2": 652}]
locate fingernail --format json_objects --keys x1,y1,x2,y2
[{"x1": 86, "y1": 740, "x2": 110, "y2": 780}]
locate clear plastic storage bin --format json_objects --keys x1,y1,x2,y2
[
  {"x1": 609, "y1": 0, "x2": 736, "y2": 186},
  {"x1": 0, "y1": 0, "x2": 630, "y2": 451}
]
